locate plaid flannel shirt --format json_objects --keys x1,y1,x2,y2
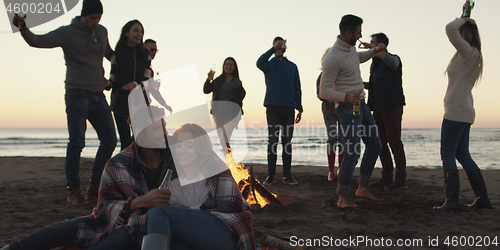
[{"x1": 72, "y1": 142, "x2": 254, "y2": 249}]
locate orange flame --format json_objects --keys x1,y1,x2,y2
[{"x1": 225, "y1": 149, "x2": 276, "y2": 208}]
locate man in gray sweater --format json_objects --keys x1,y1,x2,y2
[
  {"x1": 320, "y1": 14, "x2": 385, "y2": 208},
  {"x1": 12, "y1": 0, "x2": 116, "y2": 206}
]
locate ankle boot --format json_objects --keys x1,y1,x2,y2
[
  {"x1": 142, "y1": 234, "x2": 170, "y2": 250},
  {"x1": 327, "y1": 151, "x2": 336, "y2": 182},
  {"x1": 86, "y1": 180, "x2": 101, "y2": 201},
  {"x1": 433, "y1": 170, "x2": 460, "y2": 211},
  {"x1": 466, "y1": 170, "x2": 492, "y2": 208},
  {"x1": 67, "y1": 185, "x2": 90, "y2": 207}
]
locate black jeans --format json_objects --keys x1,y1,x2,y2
[{"x1": 266, "y1": 105, "x2": 295, "y2": 177}]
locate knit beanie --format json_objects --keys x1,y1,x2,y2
[{"x1": 81, "y1": 0, "x2": 103, "y2": 17}]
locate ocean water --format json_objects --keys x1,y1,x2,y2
[{"x1": 0, "y1": 128, "x2": 498, "y2": 170}]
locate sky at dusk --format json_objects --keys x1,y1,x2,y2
[{"x1": 1, "y1": 0, "x2": 499, "y2": 129}]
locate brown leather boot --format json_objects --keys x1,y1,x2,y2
[
  {"x1": 67, "y1": 185, "x2": 90, "y2": 207},
  {"x1": 86, "y1": 181, "x2": 100, "y2": 201}
]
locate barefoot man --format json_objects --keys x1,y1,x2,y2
[{"x1": 320, "y1": 14, "x2": 386, "y2": 208}]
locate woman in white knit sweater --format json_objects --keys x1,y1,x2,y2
[{"x1": 434, "y1": 1, "x2": 492, "y2": 210}]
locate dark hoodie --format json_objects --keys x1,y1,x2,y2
[{"x1": 21, "y1": 16, "x2": 113, "y2": 92}]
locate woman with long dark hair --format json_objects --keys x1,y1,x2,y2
[
  {"x1": 434, "y1": 1, "x2": 491, "y2": 210},
  {"x1": 141, "y1": 123, "x2": 255, "y2": 250},
  {"x1": 203, "y1": 57, "x2": 246, "y2": 154},
  {"x1": 109, "y1": 20, "x2": 151, "y2": 150}
]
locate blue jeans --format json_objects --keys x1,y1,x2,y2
[
  {"x1": 441, "y1": 119, "x2": 479, "y2": 173},
  {"x1": 147, "y1": 206, "x2": 238, "y2": 250},
  {"x1": 114, "y1": 113, "x2": 133, "y2": 150},
  {"x1": 266, "y1": 105, "x2": 295, "y2": 177},
  {"x1": 336, "y1": 102, "x2": 381, "y2": 195},
  {"x1": 65, "y1": 89, "x2": 117, "y2": 186},
  {"x1": 14, "y1": 219, "x2": 137, "y2": 250}
]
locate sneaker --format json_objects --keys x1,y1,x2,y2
[
  {"x1": 370, "y1": 178, "x2": 393, "y2": 187},
  {"x1": 263, "y1": 175, "x2": 275, "y2": 185},
  {"x1": 283, "y1": 175, "x2": 298, "y2": 185},
  {"x1": 384, "y1": 181, "x2": 408, "y2": 190}
]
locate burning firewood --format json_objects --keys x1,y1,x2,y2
[{"x1": 224, "y1": 148, "x2": 281, "y2": 208}]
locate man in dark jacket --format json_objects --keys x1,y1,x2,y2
[
  {"x1": 12, "y1": 0, "x2": 116, "y2": 206},
  {"x1": 363, "y1": 33, "x2": 407, "y2": 190},
  {"x1": 257, "y1": 37, "x2": 303, "y2": 186}
]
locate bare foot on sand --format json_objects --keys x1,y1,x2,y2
[
  {"x1": 337, "y1": 195, "x2": 358, "y2": 208},
  {"x1": 356, "y1": 185, "x2": 382, "y2": 201}
]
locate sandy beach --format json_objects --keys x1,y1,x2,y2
[{"x1": 1, "y1": 157, "x2": 499, "y2": 249}]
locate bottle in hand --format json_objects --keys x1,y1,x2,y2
[
  {"x1": 463, "y1": 0, "x2": 475, "y2": 17},
  {"x1": 208, "y1": 64, "x2": 216, "y2": 81},
  {"x1": 353, "y1": 102, "x2": 360, "y2": 115},
  {"x1": 159, "y1": 169, "x2": 172, "y2": 190}
]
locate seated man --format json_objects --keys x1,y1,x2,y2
[{"x1": 2, "y1": 106, "x2": 173, "y2": 250}]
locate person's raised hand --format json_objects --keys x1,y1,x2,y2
[
  {"x1": 12, "y1": 14, "x2": 27, "y2": 30},
  {"x1": 374, "y1": 43, "x2": 386, "y2": 53},
  {"x1": 358, "y1": 42, "x2": 373, "y2": 49},
  {"x1": 273, "y1": 40, "x2": 285, "y2": 51},
  {"x1": 462, "y1": 17, "x2": 476, "y2": 25}
]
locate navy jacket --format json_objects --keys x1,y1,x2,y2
[
  {"x1": 367, "y1": 54, "x2": 405, "y2": 112},
  {"x1": 256, "y1": 48, "x2": 303, "y2": 112}
]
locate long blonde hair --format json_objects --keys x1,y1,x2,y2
[{"x1": 446, "y1": 22, "x2": 483, "y2": 86}]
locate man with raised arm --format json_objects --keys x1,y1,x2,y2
[
  {"x1": 12, "y1": 0, "x2": 116, "y2": 206},
  {"x1": 257, "y1": 36, "x2": 303, "y2": 186}
]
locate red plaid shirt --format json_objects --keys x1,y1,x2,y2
[{"x1": 73, "y1": 142, "x2": 254, "y2": 249}]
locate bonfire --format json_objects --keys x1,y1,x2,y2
[{"x1": 224, "y1": 149, "x2": 282, "y2": 208}]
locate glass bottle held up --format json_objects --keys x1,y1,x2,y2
[
  {"x1": 463, "y1": 0, "x2": 475, "y2": 17},
  {"x1": 209, "y1": 64, "x2": 216, "y2": 81}
]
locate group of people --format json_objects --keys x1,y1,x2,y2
[
  {"x1": 3, "y1": 0, "x2": 493, "y2": 249},
  {"x1": 316, "y1": 1, "x2": 491, "y2": 210}
]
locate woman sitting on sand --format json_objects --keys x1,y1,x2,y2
[
  {"x1": 434, "y1": 1, "x2": 492, "y2": 210},
  {"x1": 141, "y1": 123, "x2": 254, "y2": 250}
]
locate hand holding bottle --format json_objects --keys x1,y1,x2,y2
[
  {"x1": 462, "y1": 0, "x2": 474, "y2": 18},
  {"x1": 207, "y1": 64, "x2": 216, "y2": 81},
  {"x1": 12, "y1": 13, "x2": 27, "y2": 31}
]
